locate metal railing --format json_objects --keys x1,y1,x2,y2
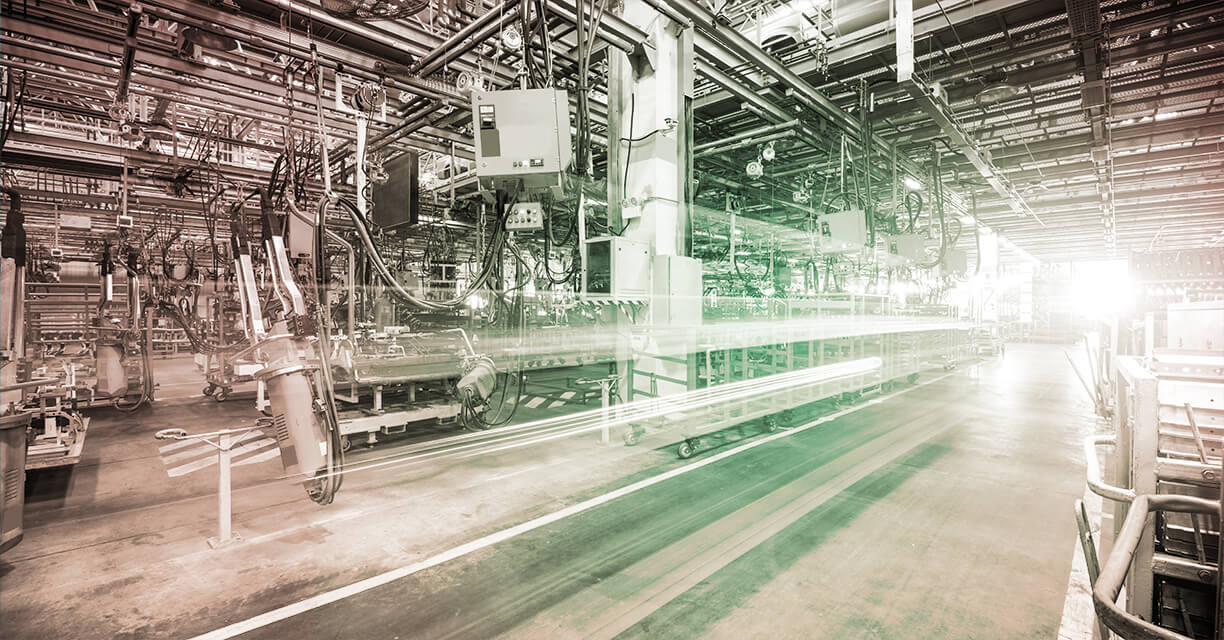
[{"x1": 1092, "y1": 494, "x2": 1220, "y2": 640}]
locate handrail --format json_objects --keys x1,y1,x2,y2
[
  {"x1": 1093, "y1": 493, "x2": 1220, "y2": 640},
  {"x1": 1085, "y1": 434, "x2": 1137, "y2": 503}
]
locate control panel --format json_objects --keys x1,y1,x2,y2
[
  {"x1": 505, "y1": 202, "x2": 544, "y2": 231},
  {"x1": 471, "y1": 88, "x2": 572, "y2": 191}
]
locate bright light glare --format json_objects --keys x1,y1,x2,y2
[
  {"x1": 1071, "y1": 260, "x2": 1134, "y2": 318},
  {"x1": 903, "y1": 176, "x2": 923, "y2": 191}
]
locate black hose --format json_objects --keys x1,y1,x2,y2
[{"x1": 332, "y1": 197, "x2": 504, "y2": 310}]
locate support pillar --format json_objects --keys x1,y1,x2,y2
[{"x1": 607, "y1": 1, "x2": 698, "y2": 403}]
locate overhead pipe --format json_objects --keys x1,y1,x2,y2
[
  {"x1": 544, "y1": 0, "x2": 644, "y2": 54},
  {"x1": 689, "y1": 25, "x2": 927, "y2": 182},
  {"x1": 694, "y1": 119, "x2": 799, "y2": 153},
  {"x1": 645, "y1": 0, "x2": 859, "y2": 134},
  {"x1": 412, "y1": 1, "x2": 522, "y2": 76},
  {"x1": 828, "y1": 0, "x2": 943, "y2": 37},
  {"x1": 114, "y1": 3, "x2": 142, "y2": 106},
  {"x1": 694, "y1": 130, "x2": 796, "y2": 159}
]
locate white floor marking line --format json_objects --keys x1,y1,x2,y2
[
  {"x1": 190, "y1": 370, "x2": 959, "y2": 640},
  {"x1": 525, "y1": 396, "x2": 548, "y2": 409},
  {"x1": 233, "y1": 448, "x2": 280, "y2": 467},
  {"x1": 547, "y1": 391, "x2": 579, "y2": 409},
  {"x1": 164, "y1": 437, "x2": 275, "y2": 477},
  {"x1": 159, "y1": 438, "x2": 204, "y2": 454},
  {"x1": 160, "y1": 443, "x2": 221, "y2": 465},
  {"x1": 167, "y1": 456, "x2": 220, "y2": 478},
  {"x1": 160, "y1": 431, "x2": 261, "y2": 464}
]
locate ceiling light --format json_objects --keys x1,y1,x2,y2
[
  {"x1": 975, "y1": 82, "x2": 1019, "y2": 105},
  {"x1": 180, "y1": 27, "x2": 239, "y2": 52},
  {"x1": 903, "y1": 176, "x2": 922, "y2": 191},
  {"x1": 746, "y1": 160, "x2": 764, "y2": 179}
]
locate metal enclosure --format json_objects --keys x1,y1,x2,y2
[
  {"x1": 471, "y1": 88, "x2": 573, "y2": 191},
  {"x1": 583, "y1": 236, "x2": 651, "y2": 300},
  {"x1": 817, "y1": 209, "x2": 867, "y2": 253},
  {"x1": 888, "y1": 233, "x2": 927, "y2": 262},
  {"x1": 652, "y1": 255, "x2": 703, "y2": 326}
]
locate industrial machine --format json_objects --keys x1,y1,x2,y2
[{"x1": 0, "y1": 22, "x2": 985, "y2": 506}]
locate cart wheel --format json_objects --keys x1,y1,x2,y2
[
  {"x1": 882, "y1": 381, "x2": 894, "y2": 393},
  {"x1": 677, "y1": 440, "x2": 695, "y2": 459},
  {"x1": 764, "y1": 416, "x2": 780, "y2": 432},
  {"x1": 203, "y1": 383, "x2": 216, "y2": 397},
  {"x1": 623, "y1": 427, "x2": 641, "y2": 447},
  {"x1": 215, "y1": 388, "x2": 230, "y2": 402},
  {"x1": 340, "y1": 435, "x2": 353, "y2": 453},
  {"x1": 907, "y1": 373, "x2": 920, "y2": 384}
]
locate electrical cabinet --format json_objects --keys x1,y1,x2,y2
[
  {"x1": 817, "y1": 208, "x2": 867, "y2": 253},
  {"x1": 889, "y1": 233, "x2": 927, "y2": 263},
  {"x1": 472, "y1": 88, "x2": 572, "y2": 191},
  {"x1": 943, "y1": 249, "x2": 968, "y2": 275},
  {"x1": 583, "y1": 236, "x2": 650, "y2": 300},
  {"x1": 372, "y1": 151, "x2": 419, "y2": 229},
  {"x1": 652, "y1": 255, "x2": 702, "y2": 326}
]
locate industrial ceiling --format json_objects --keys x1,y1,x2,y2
[{"x1": 2, "y1": 0, "x2": 1222, "y2": 263}]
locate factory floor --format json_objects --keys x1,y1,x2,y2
[{"x1": 0, "y1": 344, "x2": 1097, "y2": 640}]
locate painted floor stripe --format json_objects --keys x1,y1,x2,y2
[
  {"x1": 189, "y1": 369, "x2": 958, "y2": 640},
  {"x1": 160, "y1": 431, "x2": 260, "y2": 464},
  {"x1": 161, "y1": 443, "x2": 221, "y2": 465},
  {"x1": 547, "y1": 400, "x2": 566, "y2": 409},
  {"x1": 167, "y1": 456, "x2": 220, "y2": 478},
  {"x1": 234, "y1": 448, "x2": 281, "y2": 467},
  {"x1": 164, "y1": 437, "x2": 276, "y2": 478},
  {"x1": 560, "y1": 391, "x2": 576, "y2": 400},
  {"x1": 525, "y1": 396, "x2": 548, "y2": 409},
  {"x1": 159, "y1": 438, "x2": 205, "y2": 454}
]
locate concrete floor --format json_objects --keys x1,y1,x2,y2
[{"x1": 0, "y1": 344, "x2": 1094, "y2": 639}]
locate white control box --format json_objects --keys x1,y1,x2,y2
[
  {"x1": 505, "y1": 202, "x2": 544, "y2": 231},
  {"x1": 817, "y1": 208, "x2": 867, "y2": 253},
  {"x1": 472, "y1": 88, "x2": 572, "y2": 191},
  {"x1": 888, "y1": 233, "x2": 927, "y2": 263},
  {"x1": 943, "y1": 249, "x2": 968, "y2": 274},
  {"x1": 583, "y1": 236, "x2": 650, "y2": 300}
]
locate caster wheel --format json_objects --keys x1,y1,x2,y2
[
  {"x1": 677, "y1": 440, "x2": 695, "y2": 459},
  {"x1": 907, "y1": 373, "x2": 920, "y2": 384},
  {"x1": 623, "y1": 428, "x2": 642, "y2": 447},
  {"x1": 203, "y1": 384, "x2": 216, "y2": 397},
  {"x1": 882, "y1": 382, "x2": 893, "y2": 393},
  {"x1": 764, "y1": 416, "x2": 780, "y2": 432},
  {"x1": 214, "y1": 388, "x2": 230, "y2": 402},
  {"x1": 340, "y1": 435, "x2": 353, "y2": 453}
]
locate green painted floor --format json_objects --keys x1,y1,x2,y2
[
  {"x1": 1, "y1": 345, "x2": 1093, "y2": 639},
  {"x1": 238, "y1": 345, "x2": 1092, "y2": 639}
]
